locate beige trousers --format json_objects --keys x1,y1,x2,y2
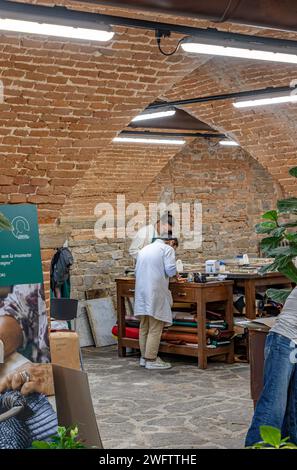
[{"x1": 139, "y1": 315, "x2": 165, "y2": 361}]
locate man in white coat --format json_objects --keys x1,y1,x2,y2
[
  {"x1": 134, "y1": 237, "x2": 178, "y2": 370},
  {"x1": 128, "y1": 213, "x2": 174, "y2": 260}
]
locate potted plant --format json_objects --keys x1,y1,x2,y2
[
  {"x1": 255, "y1": 166, "x2": 297, "y2": 303},
  {"x1": 32, "y1": 426, "x2": 86, "y2": 449},
  {"x1": 248, "y1": 425, "x2": 297, "y2": 449}
]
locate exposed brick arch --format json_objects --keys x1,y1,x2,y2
[
  {"x1": 141, "y1": 138, "x2": 283, "y2": 259},
  {"x1": 162, "y1": 57, "x2": 297, "y2": 196},
  {"x1": 0, "y1": 25, "x2": 210, "y2": 224}
]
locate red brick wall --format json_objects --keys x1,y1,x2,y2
[
  {"x1": 142, "y1": 139, "x2": 282, "y2": 262},
  {"x1": 0, "y1": 26, "x2": 201, "y2": 224},
  {"x1": 64, "y1": 140, "x2": 280, "y2": 300}
]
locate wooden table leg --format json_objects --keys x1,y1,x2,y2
[
  {"x1": 197, "y1": 293, "x2": 207, "y2": 369},
  {"x1": 117, "y1": 291, "x2": 126, "y2": 357},
  {"x1": 245, "y1": 279, "x2": 256, "y2": 320},
  {"x1": 225, "y1": 284, "x2": 234, "y2": 364}
]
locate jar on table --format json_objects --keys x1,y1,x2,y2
[{"x1": 187, "y1": 272, "x2": 194, "y2": 282}]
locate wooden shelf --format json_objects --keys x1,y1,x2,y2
[
  {"x1": 116, "y1": 278, "x2": 234, "y2": 369},
  {"x1": 121, "y1": 337, "x2": 232, "y2": 358}
]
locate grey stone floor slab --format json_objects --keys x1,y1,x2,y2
[{"x1": 82, "y1": 346, "x2": 253, "y2": 449}]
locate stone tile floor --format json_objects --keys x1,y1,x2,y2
[{"x1": 82, "y1": 346, "x2": 254, "y2": 449}]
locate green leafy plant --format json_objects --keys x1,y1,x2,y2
[
  {"x1": 0, "y1": 212, "x2": 11, "y2": 231},
  {"x1": 32, "y1": 426, "x2": 86, "y2": 449},
  {"x1": 255, "y1": 166, "x2": 297, "y2": 303},
  {"x1": 248, "y1": 425, "x2": 297, "y2": 449}
]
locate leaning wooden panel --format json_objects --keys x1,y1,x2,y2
[{"x1": 86, "y1": 297, "x2": 117, "y2": 348}]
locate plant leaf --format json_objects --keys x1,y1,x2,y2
[
  {"x1": 262, "y1": 210, "x2": 278, "y2": 222},
  {"x1": 275, "y1": 255, "x2": 293, "y2": 270},
  {"x1": 279, "y1": 221, "x2": 297, "y2": 228},
  {"x1": 268, "y1": 245, "x2": 297, "y2": 257},
  {"x1": 0, "y1": 212, "x2": 11, "y2": 231},
  {"x1": 260, "y1": 426, "x2": 281, "y2": 448},
  {"x1": 277, "y1": 198, "x2": 297, "y2": 213},
  {"x1": 255, "y1": 221, "x2": 277, "y2": 234},
  {"x1": 248, "y1": 442, "x2": 266, "y2": 449},
  {"x1": 266, "y1": 288, "x2": 292, "y2": 304},
  {"x1": 286, "y1": 233, "x2": 297, "y2": 243},
  {"x1": 271, "y1": 226, "x2": 286, "y2": 237},
  {"x1": 289, "y1": 167, "x2": 297, "y2": 178},
  {"x1": 31, "y1": 440, "x2": 51, "y2": 449},
  {"x1": 278, "y1": 262, "x2": 297, "y2": 284},
  {"x1": 260, "y1": 237, "x2": 282, "y2": 254},
  {"x1": 259, "y1": 260, "x2": 280, "y2": 275},
  {"x1": 280, "y1": 443, "x2": 297, "y2": 449}
]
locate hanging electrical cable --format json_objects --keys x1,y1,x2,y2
[{"x1": 155, "y1": 29, "x2": 185, "y2": 56}]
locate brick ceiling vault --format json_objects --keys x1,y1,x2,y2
[
  {"x1": 0, "y1": 24, "x2": 209, "y2": 223},
  {"x1": 162, "y1": 57, "x2": 297, "y2": 197},
  {"x1": 0, "y1": 0, "x2": 296, "y2": 225}
]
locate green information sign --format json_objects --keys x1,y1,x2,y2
[{"x1": 0, "y1": 204, "x2": 43, "y2": 286}]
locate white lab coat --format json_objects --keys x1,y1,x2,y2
[
  {"x1": 134, "y1": 239, "x2": 177, "y2": 326},
  {"x1": 128, "y1": 224, "x2": 158, "y2": 259}
]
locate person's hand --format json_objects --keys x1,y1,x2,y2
[{"x1": 0, "y1": 363, "x2": 54, "y2": 396}]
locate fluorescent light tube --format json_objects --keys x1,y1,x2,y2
[
  {"x1": 181, "y1": 42, "x2": 297, "y2": 64},
  {"x1": 0, "y1": 18, "x2": 114, "y2": 41},
  {"x1": 131, "y1": 110, "x2": 176, "y2": 122},
  {"x1": 219, "y1": 140, "x2": 239, "y2": 146},
  {"x1": 234, "y1": 94, "x2": 297, "y2": 108},
  {"x1": 113, "y1": 137, "x2": 185, "y2": 145}
]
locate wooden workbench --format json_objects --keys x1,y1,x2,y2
[
  {"x1": 225, "y1": 272, "x2": 291, "y2": 319},
  {"x1": 116, "y1": 277, "x2": 234, "y2": 369}
]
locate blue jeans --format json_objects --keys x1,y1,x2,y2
[{"x1": 245, "y1": 332, "x2": 297, "y2": 446}]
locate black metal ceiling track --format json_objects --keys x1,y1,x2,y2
[
  {"x1": 120, "y1": 130, "x2": 225, "y2": 138},
  {"x1": 4, "y1": 0, "x2": 297, "y2": 53},
  {"x1": 147, "y1": 85, "x2": 295, "y2": 109}
]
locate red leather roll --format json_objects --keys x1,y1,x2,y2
[
  {"x1": 161, "y1": 331, "x2": 198, "y2": 344},
  {"x1": 112, "y1": 325, "x2": 139, "y2": 339}
]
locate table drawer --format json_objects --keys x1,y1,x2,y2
[
  {"x1": 170, "y1": 285, "x2": 195, "y2": 302},
  {"x1": 117, "y1": 282, "x2": 135, "y2": 297}
]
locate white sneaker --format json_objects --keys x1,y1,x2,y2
[
  {"x1": 145, "y1": 357, "x2": 172, "y2": 370},
  {"x1": 139, "y1": 357, "x2": 146, "y2": 367}
]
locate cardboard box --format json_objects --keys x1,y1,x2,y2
[
  {"x1": 53, "y1": 365, "x2": 103, "y2": 448},
  {"x1": 50, "y1": 331, "x2": 81, "y2": 370}
]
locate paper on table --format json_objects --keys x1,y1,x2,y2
[{"x1": 250, "y1": 317, "x2": 277, "y2": 328}]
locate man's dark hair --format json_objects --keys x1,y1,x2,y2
[
  {"x1": 169, "y1": 237, "x2": 179, "y2": 248},
  {"x1": 163, "y1": 236, "x2": 178, "y2": 248}
]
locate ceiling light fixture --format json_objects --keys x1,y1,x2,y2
[
  {"x1": 0, "y1": 2, "x2": 114, "y2": 42},
  {"x1": 181, "y1": 30, "x2": 297, "y2": 64},
  {"x1": 181, "y1": 42, "x2": 297, "y2": 64},
  {"x1": 131, "y1": 109, "x2": 176, "y2": 122},
  {"x1": 234, "y1": 93, "x2": 297, "y2": 108},
  {"x1": 219, "y1": 140, "x2": 239, "y2": 147},
  {"x1": 0, "y1": 18, "x2": 114, "y2": 41},
  {"x1": 113, "y1": 136, "x2": 185, "y2": 145}
]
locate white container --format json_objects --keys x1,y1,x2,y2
[
  {"x1": 219, "y1": 262, "x2": 226, "y2": 273},
  {"x1": 205, "y1": 260, "x2": 220, "y2": 274},
  {"x1": 176, "y1": 259, "x2": 184, "y2": 273},
  {"x1": 242, "y1": 254, "x2": 250, "y2": 265}
]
